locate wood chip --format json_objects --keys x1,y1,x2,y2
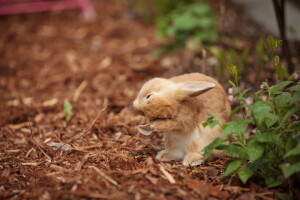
[
  {"x1": 21, "y1": 162, "x2": 38, "y2": 166},
  {"x1": 73, "y1": 80, "x2": 87, "y2": 102},
  {"x1": 25, "y1": 148, "x2": 35, "y2": 158},
  {"x1": 89, "y1": 166, "x2": 118, "y2": 186},
  {"x1": 6, "y1": 149, "x2": 22, "y2": 153},
  {"x1": 42, "y1": 98, "x2": 58, "y2": 107},
  {"x1": 50, "y1": 164, "x2": 69, "y2": 172},
  {"x1": 7, "y1": 122, "x2": 33, "y2": 130},
  {"x1": 159, "y1": 165, "x2": 176, "y2": 184}
]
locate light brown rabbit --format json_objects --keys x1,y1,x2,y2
[{"x1": 133, "y1": 73, "x2": 231, "y2": 166}]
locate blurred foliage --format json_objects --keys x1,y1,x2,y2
[
  {"x1": 209, "y1": 47, "x2": 249, "y2": 81},
  {"x1": 155, "y1": 2, "x2": 218, "y2": 55},
  {"x1": 127, "y1": 0, "x2": 195, "y2": 23},
  {"x1": 128, "y1": 0, "x2": 218, "y2": 55},
  {"x1": 203, "y1": 36, "x2": 300, "y2": 198}
]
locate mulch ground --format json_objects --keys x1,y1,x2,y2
[{"x1": 0, "y1": 1, "x2": 285, "y2": 199}]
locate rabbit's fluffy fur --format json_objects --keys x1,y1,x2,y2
[{"x1": 133, "y1": 73, "x2": 231, "y2": 166}]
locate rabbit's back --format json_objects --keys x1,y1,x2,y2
[{"x1": 170, "y1": 73, "x2": 230, "y2": 124}]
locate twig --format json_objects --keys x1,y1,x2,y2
[
  {"x1": 255, "y1": 192, "x2": 275, "y2": 200},
  {"x1": 25, "y1": 147, "x2": 35, "y2": 158},
  {"x1": 29, "y1": 125, "x2": 52, "y2": 162},
  {"x1": 73, "y1": 80, "x2": 88, "y2": 102},
  {"x1": 21, "y1": 162, "x2": 38, "y2": 166},
  {"x1": 159, "y1": 164, "x2": 176, "y2": 184},
  {"x1": 89, "y1": 166, "x2": 118, "y2": 186},
  {"x1": 66, "y1": 99, "x2": 108, "y2": 144},
  {"x1": 6, "y1": 149, "x2": 21, "y2": 153},
  {"x1": 50, "y1": 164, "x2": 69, "y2": 172},
  {"x1": 7, "y1": 122, "x2": 33, "y2": 130}
]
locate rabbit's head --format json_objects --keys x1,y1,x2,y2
[{"x1": 133, "y1": 78, "x2": 215, "y2": 121}]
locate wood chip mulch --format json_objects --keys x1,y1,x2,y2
[{"x1": 0, "y1": 1, "x2": 276, "y2": 199}]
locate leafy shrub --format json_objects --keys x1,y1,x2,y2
[
  {"x1": 128, "y1": 0, "x2": 195, "y2": 23},
  {"x1": 156, "y1": 1, "x2": 218, "y2": 54},
  {"x1": 209, "y1": 47, "x2": 249, "y2": 81},
  {"x1": 203, "y1": 36, "x2": 300, "y2": 196}
]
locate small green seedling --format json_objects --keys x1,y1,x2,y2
[{"x1": 64, "y1": 100, "x2": 73, "y2": 121}]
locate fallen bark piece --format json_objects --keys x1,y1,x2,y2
[
  {"x1": 89, "y1": 166, "x2": 118, "y2": 186},
  {"x1": 159, "y1": 165, "x2": 176, "y2": 184},
  {"x1": 21, "y1": 162, "x2": 39, "y2": 166},
  {"x1": 47, "y1": 142, "x2": 73, "y2": 151},
  {"x1": 7, "y1": 122, "x2": 33, "y2": 130}
]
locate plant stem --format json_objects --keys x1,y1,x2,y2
[{"x1": 272, "y1": 0, "x2": 294, "y2": 75}]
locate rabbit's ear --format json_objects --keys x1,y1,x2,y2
[{"x1": 178, "y1": 81, "x2": 215, "y2": 97}]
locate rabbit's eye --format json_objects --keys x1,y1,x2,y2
[{"x1": 145, "y1": 94, "x2": 153, "y2": 100}]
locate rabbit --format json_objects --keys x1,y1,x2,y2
[{"x1": 133, "y1": 73, "x2": 231, "y2": 166}]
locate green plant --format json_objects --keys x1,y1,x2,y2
[
  {"x1": 64, "y1": 100, "x2": 73, "y2": 121},
  {"x1": 128, "y1": 0, "x2": 194, "y2": 23},
  {"x1": 264, "y1": 35, "x2": 287, "y2": 80},
  {"x1": 209, "y1": 47, "x2": 249, "y2": 81},
  {"x1": 156, "y1": 1, "x2": 218, "y2": 54},
  {"x1": 202, "y1": 36, "x2": 300, "y2": 196}
]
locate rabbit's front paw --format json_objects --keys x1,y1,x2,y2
[
  {"x1": 182, "y1": 152, "x2": 204, "y2": 166},
  {"x1": 150, "y1": 120, "x2": 170, "y2": 133},
  {"x1": 156, "y1": 150, "x2": 175, "y2": 162}
]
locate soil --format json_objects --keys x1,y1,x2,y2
[{"x1": 0, "y1": 0, "x2": 296, "y2": 199}]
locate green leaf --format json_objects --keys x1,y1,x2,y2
[
  {"x1": 228, "y1": 80, "x2": 236, "y2": 87},
  {"x1": 288, "y1": 84, "x2": 300, "y2": 91},
  {"x1": 225, "y1": 144, "x2": 247, "y2": 158},
  {"x1": 221, "y1": 159, "x2": 242, "y2": 177},
  {"x1": 275, "y1": 64, "x2": 286, "y2": 80},
  {"x1": 280, "y1": 106, "x2": 300, "y2": 126},
  {"x1": 291, "y1": 91, "x2": 300, "y2": 104},
  {"x1": 288, "y1": 121, "x2": 300, "y2": 132},
  {"x1": 227, "y1": 63, "x2": 238, "y2": 76},
  {"x1": 280, "y1": 162, "x2": 300, "y2": 178},
  {"x1": 285, "y1": 135, "x2": 297, "y2": 153},
  {"x1": 285, "y1": 143, "x2": 300, "y2": 158},
  {"x1": 265, "y1": 176, "x2": 282, "y2": 188},
  {"x1": 275, "y1": 192, "x2": 294, "y2": 200},
  {"x1": 227, "y1": 64, "x2": 240, "y2": 86},
  {"x1": 266, "y1": 35, "x2": 282, "y2": 48},
  {"x1": 255, "y1": 134, "x2": 285, "y2": 149},
  {"x1": 190, "y1": 3, "x2": 211, "y2": 15},
  {"x1": 197, "y1": 17, "x2": 214, "y2": 28},
  {"x1": 222, "y1": 119, "x2": 251, "y2": 137},
  {"x1": 264, "y1": 114, "x2": 279, "y2": 128},
  {"x1": 229, "y1": 104, "x2": 248, "y2": 117},
  {"x1": 274, "y1": 92, "x2": 292, "y2": 106},
  {"x1": 266, "y1": 35, "x2": 275, "y2": 48},
  {"x1": 270, "y1": 81, "x2": 293, "y2": 93},
  {"x1": 64, "y1": 100, "x2": 73, "y2": 121},
  {"x1": 261, "y1": 150, "x2": 277, "y2": 165},
  {"x1": 272, "y1": 55, "x2": 280, "y2": 66},
  {"x1": 203, "y1": 119, "x2": 219, "y2": 128},
  {"x1": 246, "y1": 139, "x2": 265, "y2": 162},
  {"x1": 202, "y1": 138, "x2": 227, "y2": 159},
  {"x1": 202, "y1": 114, "x2": 219, "y2": 128},
  {"x1": 173, "y1": 13, "x2": 199, "y2": 31},
  {"x1": 251, "y1": 101, "x2": 278, "y2": 128},
  {"x1": 275, "y1": 39, "x2": 282, "y2": 48},
  {"x1": 238, "y1": 167, "x2": 254, "y2": 184}
]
